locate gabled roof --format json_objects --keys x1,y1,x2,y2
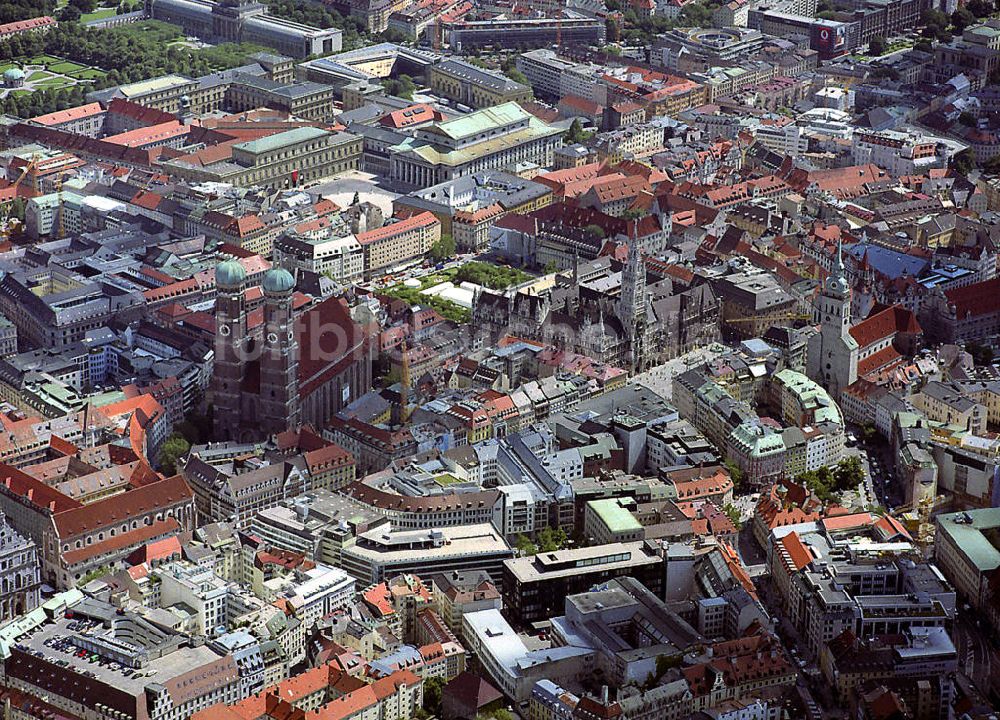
[
  {"x1": 945, "y1": 276, "x2": 1000, "y2": 319},
  {"x1": 779, "y1": 531, "x2": 812, "y2": 571},
  {"x1": 30, "y1": 102, "x2": 104, "y2": 127},
  {"x1": 53, "y1": 475, "x2": 192, "y2": 538}
]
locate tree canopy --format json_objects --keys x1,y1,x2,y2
[
  {"x1": 263, "y1": 0, "x2": 368, "y2": 49},
  {"x1": 921, "y1": 8, "x2": 953, "y2": 41},
  {"x1": 0, "y1": 0, "x2": 55, "y2": 24},
  {"x1": 157, "y1": 433, "x2": 191, "y2": 476},
  {"x1": 422, "y1": 676, "x2": 446, "y2": 717},
  {"x1": 454, "y1": 262, "x2": 530, "y2": 289},
  {"x1": 0, "y1": 21, "x2": 268, "y2": 97},
  {"x1": 796, "y1": 457, "x2": 865, "y2": 503},
  {"x1": 381, "y1": 73, "x2": 416, "y2": 100},
  {"x1": 428, "y1": 234, "x2": 456, "y2": 262},
  {"x1": 967, "y1": 0, "x2": 997, "y2": 17},
  {"x1": 951, "y1": 148, "x2": 976, "y2": 175},
  {"x1": 564, "y1": 118, "x2": 592, "y2": 145}
]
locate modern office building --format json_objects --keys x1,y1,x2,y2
[
  {"x1": 356, "y1": 211, "x2": 442, "y2": 278},
  {"x1": 501, "y1": 541, "x2": 666, "y2": 624},
  {"x1": 934, "y1": 508, "x2": 1000, "y2": 633},
  {"x1": 273, "y1": 232, "x2": 365, "y2": 284},
  {"x1": 251, "y1": 489, "x2": 389, "y2": 565},
  {"x1": 339, "y1": 523, "x2": 514, "y2": 585},
  {"x1": 446, "y1": 12, "x2": 606, "y2": 53}
]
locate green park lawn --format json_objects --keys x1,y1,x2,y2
[
  {"x1": 35, "y1": 76, "x2": 75, "y2": 89},
  {"x1": 81, "y1": 7, "x2": 118, "y2": 21},
  {"x1": 48, "y1": 61, "x2": 87, "y2": 73},
  {"x1": 68, "y1": 68, "x2": 106, "y2": 80}
]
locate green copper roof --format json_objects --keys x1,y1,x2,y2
[
  {"x1": 263, "y1": 267, "x2": 295, "y2": 294},
  {"x1": 937, "y1": 508, "x2": 1000, "y2": 572},
  {"x1": 432, "y1": 101, "x2": 531, "y2": 140},
  {"x1": 234, "y1": 126, "x2": 330, "y2": 155},
  {"x1": 216, "y1": 259, "x2": 247, "y2": 288},
  {"x1": 588, "y1": 498, "x2": 642, "y2": 534}
]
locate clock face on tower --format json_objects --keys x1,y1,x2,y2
[
  {"x1": 219, "y1": 324, "x2": 231, "y2": 336},
  {"x1": 267, "y1": 332, "x2": 279, "y2": 345}
]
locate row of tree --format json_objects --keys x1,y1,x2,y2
[
  {"x1": 0, "y1": 21, "x2": 267, "y2": 94},
  {"x1": 605, "y1": 0, "x2": 724, "y2": 43},
  {"x1": 514, "y1": 526, "x2": 569, "y2": 556},
  {"x1": 795, "y1": 457, "x2": 866, "y2": 504},
  {"x1": 0, "y1": 0, "x2": 55, "y2": 24},
  {"x1": 262, "y1": 0, "x2": 369, "y2": 49},
  {"x1": 0, "y1": 83, "x2": 91, "y2": 120},
  {"x1": 453, "y1": 262, "x2": 530, "y2": 290},
  {"x1": 0, "y1": 21, "x2": 277, "y2": 119}
]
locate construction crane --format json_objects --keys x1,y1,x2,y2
[
  {"x1": 54, "y1": 171, "x2": 68, "y2": 240},
  {"x1": 914, "y1": 494, "x2": 935, "y2": 551},
  {"x1": 1, "y1": 154, "x2": 40, "y2": 241}
]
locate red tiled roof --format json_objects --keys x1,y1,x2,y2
[
  {"x1": 789, "y1": 164, "x2": 887, "y2": 198},
  {"x1": 945, "y1": 277, "x2": 1000, "y2": 319},
  {"x1": 313, "y1": 198, "x2": 340, "y2": 216},
  {"x1": 379, "y1": 103, "x2": 439, "y2": 129},
  {"x1": 779, "y1": 532, "x2": 812, "y2": 571},
  {"x1": 0, "y1": 16, "x2": 56, "y2": 34},
  {"x1": 108, "y1": 98, "x2": 177, "y2": 125},
  {"x1": 304, "y1": 442, "x2": 355, "y2": 473},
  {"x1": 588, "y1": 174, "x2": 649, "y2": 204},
  {"x1": 858, "y1": 345, "x2": 903, "y2": 377},
  {"x1": 850, "y1": 305, "x2": 921, "y2": 349},
  {"x1": 52, "y1": 475, "x2": 192, "y2": 539},
  {"x1": 559, "y1": 94, "x2": 604, "y2": 115},
  {"x1": 131, "y1": 190, "x2": 164, "y2": 211},
  {"x1": 30, "y1": 102, "x2": 103, "y2": 127},
  {"x1": 64, "y1": 518, "x2": 180, "y2": 566},
  {"x1": 356, "y1": 212, "x2": 438, "y2": 245},
  {"x1": 821, "y1": 512, "x2": 874, "y2": 532},
  {"x1": 874, "y1": 514, "x2": 911, "y2": 541},
  {"x1": 0, "y1": 464, "x2": 82, "y2": 514},
  {"x1": 296, "y1": 296, "x2": 367, "y2": 396}
]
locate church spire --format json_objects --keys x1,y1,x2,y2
[
  {"x1": 824, "y1": 239, "x2": 850, "y2": 299},
  {"x1": 392, "y1": 340, "x2": 411, "y2": 427},
  {"x1": 619, "y1": 222, "x2": 646, "y2": 373}
]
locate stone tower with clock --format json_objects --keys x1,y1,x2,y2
[
  {"x1": 258, "y1": 267, "x2": 301, "y2": 436},
  {"x1": 210, "y1": 259, "x2": 374, "y2": 442},
  {"x1": 212, "y1": 259, "x2": 250, "y2": 439},
  {"x1": 807, "y1": 241, "x2": 858, "y2": 401},
  {"x1": 211, "y1": 260, "x2": 303, "y2": 441}
]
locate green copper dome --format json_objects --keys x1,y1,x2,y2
[
  {"x1": 215, "y1": 259, "x2": 247, "y2": 289},
  {"x1": 262, "y1": 267, "x2": 295, "y2": 294},
  {"x1": 3, "y1": 68, "x2": 24, "y2": 82}
]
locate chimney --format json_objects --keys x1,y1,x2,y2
[{"x1": 601, "y1": 685, "x2": 609, "y2": 705}]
